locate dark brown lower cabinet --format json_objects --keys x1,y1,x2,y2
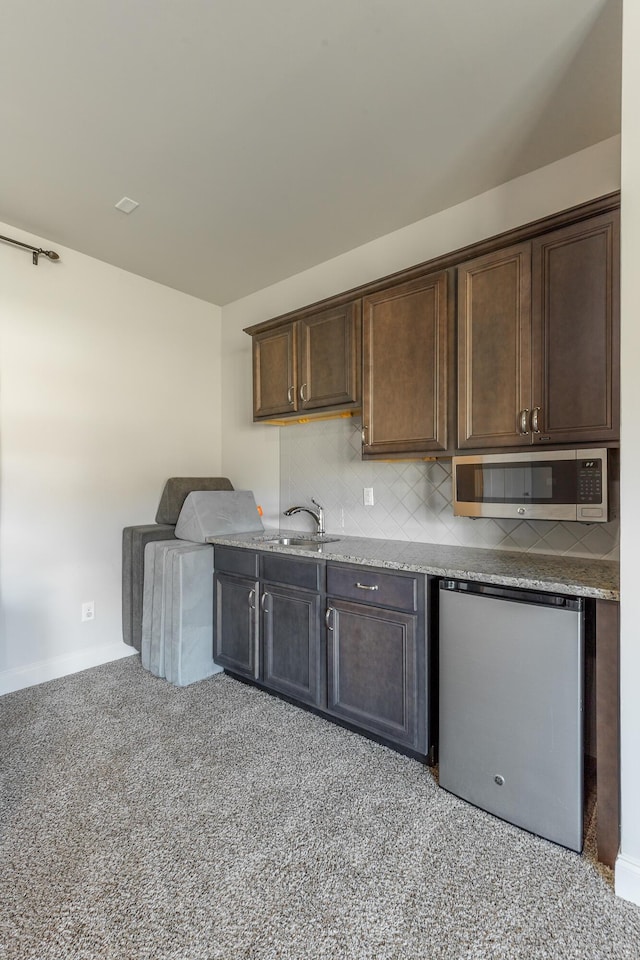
[
  {"x1": 214, "y1": 547, "x2": 324, "y2": 705},
  {"x1": 261, "y1": 582, "x2": 323, "y2": 708},
  {"x1": 214, "y1": 572, "x2": 259, "y2": 680},
  {"x1": 595, "y1": 599, "x2": 620, "y2": 868},
  {"x1": 213, "y1": 549, "x2": 430, "y2": 760},
  {"x1": 326, "y1": 598, "x2": 421, "y2": 751},
  {"x1": 324, "y1": 562, "x2": 428, "y2": 755}
]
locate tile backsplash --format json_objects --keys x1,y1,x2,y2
[{"x1": 279, "y1": 417, "x2": 619, "y2": 560}]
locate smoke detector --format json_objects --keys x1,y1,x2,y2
[{"x1": 115, "y1": 196, "x2": 140, "y2": 214}]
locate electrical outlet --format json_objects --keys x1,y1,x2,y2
[
  {"x1": 363, "y1": 487, "x2": 375, "y2": 507},
  {"x1": 81, "y1": 601, "x2": 95, "y2": 622}
]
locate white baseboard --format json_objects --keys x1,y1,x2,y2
[
  {"x1": 615, "y1": 853, "x2": 640, "y2": 905},
  {"x1": 0, "y1": 642, "x2": 137, "y2": 696}
]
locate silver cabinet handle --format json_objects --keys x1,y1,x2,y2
[
  {"x1": 260, "y1": 591, "x2": 269, "y2": 613},
  {"x1": 530, "y1": 407, "x2": 541, "y2": 433},
  {"x1": 253, "y1": 603, "x2": 260, "y2": 680},
  {"x1": 361, "y1": 424, "x2": 368, "y2": 444},
  {"x1": 287, "y1": 386, "x2": 294, "y2": 405},
  {"x1": 519, "y1": 409, "x2": 530, "y2": 435},
  {"x1": 325, "y1": 607, "x2": 334, "y2": 631},
  {"x1": 355, "y1": 582, "x2": 379, "y2": 591},
  {"x1": 299, "y1": 383, "x2": 307, "y2": 402},
  {"x1": 248, "y1": 587, "x2": 259, "y2": 679}
]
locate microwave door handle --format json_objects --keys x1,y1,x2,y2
[
  {"x1": 519, "y1": 409, "x2": 530, "y2": 435},
  {"x1": 530, "y1": 407, "x2": 541, "y2": 433}
]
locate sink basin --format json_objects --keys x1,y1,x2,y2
[{"x1": 259, "y1": 536, "x2": 341, "y2": 549}]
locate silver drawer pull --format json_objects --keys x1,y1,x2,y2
[
  {"x1": 355, "y1": 582, "x2": 378, "y2": 591},
  {"x1": 325, "y1": 607, "x2": 334, "y2": 631}
]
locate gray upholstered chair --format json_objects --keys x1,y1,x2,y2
[{"x1": 122, "y1": 477, "x2": 233, "y2": 651}]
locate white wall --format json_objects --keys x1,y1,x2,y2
[
  {"x1": 221, "y1": 136, "x2": 621, "y2": 530},
  {"x1": 615, "y1": 0, "x2": 640, "y2": 906},
  {"x1": 0, "y1": 225, "x2": 222, "y2": 693}
]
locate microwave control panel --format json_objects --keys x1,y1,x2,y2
[{"x1": 577, "y1": 459, "x2": 603, "y2": 503}]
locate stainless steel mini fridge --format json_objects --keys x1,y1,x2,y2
[{"x1": 438, "y1": 580, "x2": 584, "y2": 851}]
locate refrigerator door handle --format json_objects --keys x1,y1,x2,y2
[{"x1": 439, "y1": 579, "x2": 582, "y2": 612}]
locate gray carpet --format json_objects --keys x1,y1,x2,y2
[{"x1": 1, "y1": 658, "x2": 639, "y2": 960}]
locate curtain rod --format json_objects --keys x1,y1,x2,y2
[{"x1": 0, "y1": 233, "x2": 60, "y2": 265}]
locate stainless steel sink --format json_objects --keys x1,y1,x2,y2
[{"x1": 259, "y1": 536, "x2": 341, "y2": 549}]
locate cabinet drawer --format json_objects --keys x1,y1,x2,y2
[
  {"x1": 214, "y1": 546, "x2": 259, "y2": 578},
  {"x1": 327, "y1": 564, "x2": 417, "y2": 612},
  {"x1": 260, "y1": 553, "x2": 324, "y2": 591},
  {"x1": 260, "y1": 553, "x2": 325, "y2": 591}
]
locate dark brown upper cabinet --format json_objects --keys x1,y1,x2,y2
[
  {"x1": 361, "y1": 271, "x2": 452, "y2": 457},
  {"x1": 250, "y1": 301, "x2": 361, "y2": 420},
  {"x1": 457, "y1": 244, "x2": 532, "y2": 448},
  {"x1": 247, "y1": 193, "x2": 619, "y2": 453},
  {"x1": 458, "y1": 209, "x2": 620, "y2": 449},
  {"x1": 530, "y1": 211, "x2": 620, "y2": 446},
  {"x1": 252, "y1": 322, "x2": 297, "y2": 419}
]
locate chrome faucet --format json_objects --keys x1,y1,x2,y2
[{"x1": 283, "y1": 498, "x2": 325, "y2": 536}]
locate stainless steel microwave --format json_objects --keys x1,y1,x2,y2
[{"x1": 452, "y1": 448, "x2": 610, "y2": 522}]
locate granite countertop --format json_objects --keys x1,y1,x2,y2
[{"x1": 206, "y1": 530, "x2": 619, "y2": 601}]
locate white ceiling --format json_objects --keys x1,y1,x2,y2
[{"x1": 0, "y1": 0, "x2": 621, "y2": 305}]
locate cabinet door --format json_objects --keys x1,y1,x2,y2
[
  {"x1": 252, "y1": 323, "x2": 297, "y2": 418},
  {"x1": 457, "y1": 244, "x2": 532, "y2": 448},
  {"x1": 326, "y1": 598, "x2": 419, "y2": 750},
  {"x1": 298, "y1": 302, "x2": 361, "y2": 411},
  {"x1": 362, "y1": 271, "x2": 450, "y2": 456},
  {"x1": 531, "y1": 211, "x2": 620, "y2": 445},
  {"x1": 261, "y1": 584, "x2": 323, "y2": 707},
  {"x1": 214, "y1": 573, "x2": 259, "y2": 679}
]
